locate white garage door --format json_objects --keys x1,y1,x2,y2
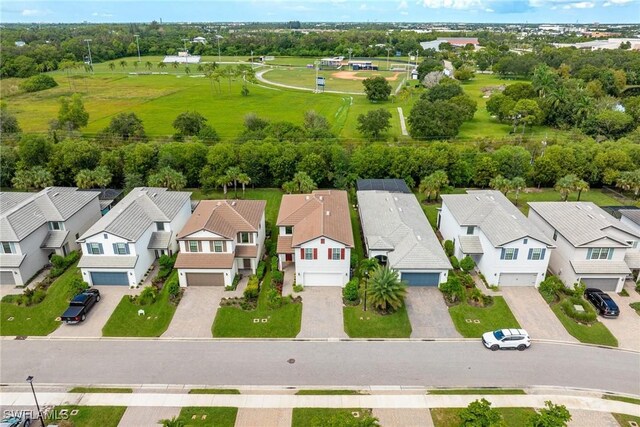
[
  {"x1": 581, "y1": 278, "x2": 619, "y2": 292},
  {"x1": 303, "y1": 273, "x2": 343, "y2": 286},
  {"x1": 0, "y1": 271, "x2": 16, "y2": 286},
  {"x1": 498, "y1": 273, "x2": 537, "y2": 286}
]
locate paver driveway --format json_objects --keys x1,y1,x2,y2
[
  {"x1": 501, "y1": 287, "x2": 576, "y2": 342},
  {"x1": 235, "y1": 408, "x2": 291, "y2": 427},
  {"x1": 298, "y1": 287, "x2": 346, "y2": 338},
  {"x1": 599, "y1": 282, "x2": 640, "y2": 351},
  {"x1": 51, "y1": 286, "x2": 135, "y2": 338},
  {"x1": 118, "y1": 406, "x2": 180, "y2": 427},
  {"x1": 405, "y1": 288, "x2": 460, "y2": 338},
  {"x1": 162, "y1": 287, "x2": 224, "y2": 338},
  {"x1": 568, "y1": 409, "x2": 619, "y2": 427},
  {"x1": 373, "y1": 408, "x2": 435, "y2": 427}
]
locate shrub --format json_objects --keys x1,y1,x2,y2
[
  {"x1": 342, "y1": 279, "x2": 360, "y2": 302},
  {"x1": 440, "y1": 275, "x2": 465, "y2": 304},
  {"x1": 265, "y1": 287, "x2": 283, "y2": 309},
  {"x1": 539, "y1": 276, "x2": 564, "y2": 303},
  {"x1": 19, "y1": 74, "x2": 58, "y2": 93},
  {"x1": 256, "y1": 261, "x2": 266, "y2": 280},
  {"x1": 50, "y1": 251, "x2": 80, "y2": 278},
  {"x1": 293, "y1": 284, "x2": 304, "y2": 293},
  {"x1": 271, "y1": 270, "x2": 284, "y2": 286},
  {"x1": 449, "y1": 256, "x2": 460, "y2": 270},
  {"x1": 166, "y1": 277, "x2": 180, "y2": 297},
  {"x1": 460, "y1": 256, "x2": 475, "y2": 272},
  {"x1": 444, "y1": 240, "x2": 454, "y2": 257},
  {"x1": 68, "y1": 277, "x2": 89, "y2": 297},
  {"x1": 158, "y1": 253, "x2": 176, "y2": 270},
  {"x1": 243, "y1": 275, "x2": 260, "y2": 300},
  {"x1": 271, "y1": 256, "x2": 279, "y2": 272},
  {"x1": 456, "y1": 271, "x2": 475, "y2": 288},
  {"x1": 572, "y1": 281, "x2": 586, "y2": 298},
  {"x1": 135, "y1": 286, "x2": 158, "y2": 306},
  {"x1": 561, "y1": 296, "x2": 597, "y2": 323}
]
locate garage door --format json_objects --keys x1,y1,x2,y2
[
  {"x1": 402, "y1": 272, "x2": 440, "y2": 286},
  {"x1": 303, "y1": 273, "x2": 343, "y2": 286},
  {"x1": 0, "y1": 271, "x2": 16, "y2": 286},
  {"x1": 498, "y1": 273, "x2": 537, "y2": 286},
  {"x1": 581, "y1": 278, "x2": 619, "y2": 292},
  {"x1": 90, "y1": 272, "x2": 129, "y2": 286},
  {"x1": 186, "y1": 273, "x2": 225, "y2": 286}
]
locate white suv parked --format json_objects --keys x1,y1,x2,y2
[{"x1": 482, "y1": 328, "x2": 531, "y2": 351}]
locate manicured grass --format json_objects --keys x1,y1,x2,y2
[
  {"x1": 45, "y1": 406, "x2": 126, "y2": 427},
  {"x1": 212, "y1": 270, "x2": 302, "y2": 338},
  {"x1": 603, "y1": 394, "x2": 640, "y2": 405},
  {"x1": 630, "y1": 302, "x2": 640, "y2": 316},
  {"x1": 448, "y1": 297, "x2": 520, "y2": 338},
  {"x1": 509, "y1": 188, "x2": 639, "y2": 214},
  {"x1": 343, "y1": 303, "x2": 412, "y2": 338},
  {"x1": 295, "y1": 389, "x2": 365, "y2": 395},
  {"x1": 612, "y1": 413, "x2": 640, "y2": 426},
  {"x1": 349, "y1": 202, "x2": 365, "y2": 263},
  {"x1": 431, "y1": 407, "x2": 536, "y2": 427},
  {"x1": 428, "y1": 389, "x2": 526, "y2": 395},
  {"x1": 173, "y1": 407, "x2": 238, "y2": 427},
  {"x1": 188, "y1": 388, "x2": 241, "y2": 394},
  {"x1": 69, "y1": 387, "x2": 132, "y2": 393},
  {"x1": 292, "y1": 408, "x2": 373, "y2": 427},
  {"x1": 102, "y1": 271, "x2": 179, "y2": 337},
  {"x1": 0, "y1": 265, "x2": 80, "y2": 336},
  {"x1": 550, "y1": 302, "x2": 618, "y2": 347}
]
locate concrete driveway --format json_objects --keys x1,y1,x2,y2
[
  {"x1": 501, "y1": 287, "x2": 576, "y2": 342},
  {"x1": 405, "y1": 288, "x2": 460, "y2": 338},
  {"x1": 162, "y1": 287, "x2": 224, "y2": 338},
  {"x1": 298, "y1": 287, "x2": 346, "y2": 339},
  {"x1": 51, "y1": 286, "x2": 135, "y2": 338},
  {"x1": 599, "y1": 283, "x2": 640, "y2": 351}
]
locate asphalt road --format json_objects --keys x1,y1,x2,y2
[{"x1": 1, "y1": 340, "x2": 638, "y2": 395}]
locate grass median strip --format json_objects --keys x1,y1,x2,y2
[
  {"x1": 428, "y1": 389, "x2": 526, "y2": 395},
  {"x1": 603, "y1": 394, "x2": 640, "y2": 405},
  {"x1": 173, "y1": 407, "x2": 238, "y2": 427},
  {"x1": 188, "y1": 388, "x2": 241, "y2": 394},
  {"x1": 431, "y1": 407, "x2": 536, "y2": 427},
  {"x1": 68, "y1": 387, "x2": 132, "y2": 393}
]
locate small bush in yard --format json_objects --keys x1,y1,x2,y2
[
  {"x1": 256, "y1": 261, "x2": 266, "y2": 280},
  {"x1": 561, "y1": 296, "x2": 597, "y2": 323},
  {"x1": 449, "y1": 255, "x2": 460, "y2": 270},
  {"x1": 134, "y1": 286, "x2": 158, "y2": 306},
  {"x1": 572, "y1": 281, "x2": 586, "y2": 298},
  {"x1": 50, "y1": 251, "x2": 80, "y2": 278},
  {"x1": 266, "y1": 287, "x2": 283, "y2": 309},
  {"x1": 460, "y1": 256, "x2": 475, "y2": 272},
  {"x1": 342, "y1": 279, "x2": 360, "y2": 303},
  {"x1": 271, "y1": 270, "x2": 284, "y2": 286},
  {"x1": 243, "y1": 276, "x2": 260, "y2": 300},
  {"x1": 444, "y1": 240, "x2": 454, "y2": 257},
  {"x1": 293, "y1": 284, "x2": 304, "y2": 293},
  {"x1": 166, "y1": 277, "x2": 181, "y2": 297},
  {"x1": 68, "y1": 276, "x2": 89, "y2": 297},
  {"x1": 440, "y1": 275, "x2": 464, "y2": 304},
  {"x1": 456, "y1": 272, "x2": 474, "y2": 288},
  {"x1": 271, "y1": 256, "x2": 279, "y2": 272},
  {"x1": 539, "y1": 276, "x2": 564, "y2": 303}
]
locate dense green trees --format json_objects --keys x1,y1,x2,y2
[
  {"x1": 0, "y1": 103, "x2": 21, "y2": 134},
  {"x1": 357, "y1": 109, "x2": 392, "y2": 140},
  {"x1": 19, "y1": 74, "x2": 58, "y2": 93},
  {"x1": 102, "y1": 112, "x2": 146, "y2": 141},
  {"x1": 172, "y1": 111, "x2": 208, "y2": 136},
  {"x1": 362, "y1": 76, "x2": 392, "y2": 102},
  {"x1": 57, "y1": 94, "x2": 89, "y2": 130}
]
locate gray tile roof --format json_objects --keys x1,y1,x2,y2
[
  {"x1": 528, "y1": 202, "x2": 640, "y2": 247},
  {"x1": 459, "y1": 236, "x2": 484, "y2": 254},
  {"x1": 619, "y1": 209, "x2": 640, "y2": 226},
  {"x1": 0, "y1": 188, "x2": 99, "y2": 242},
  {"x1": 41, "y1": 230, "x2": 69, "y2": 249},
  {"x1": 79, "y1": 188, "x2": 191, "y2": 242},
  {"x1": 148, "y1": 231, "x2": 173, "y2": 249},
  {"x1": 570, "y1": 260, "x2": 630, "y2": 275},
  {"x1": 442, "y1": 190, "x2": 553, "y2": 247},
  {"x1": 625, "y1": 251, "x2": 640, "y2": 269},
  {"x1": 78, "y1": 255, "x2": 139, "y2": 269},
  {"x1": 0, "y1": 253, "x2": 26, "y2": 268},
  {"x1": 357, "y1": 190, "x2": 450, "y2": 271}
]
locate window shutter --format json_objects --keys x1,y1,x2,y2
[
  {"x1": 98, "y1": 243, "x2": 104, "y2": 254},
  {"x1": 527, "y1": 249, "x2": 533, "y2": 260},
  {"x1": 86, "y1": 243, "x2": 92, "y2": 254},
  {"x1": 313, "y1": 248, "x2": 317, "y2": 260},
  {"x1": 608, "y1": 249, "x2": 613, "y2": 260},
  {"x1": 125, "y1": 244, "x2": 130, "y2": 254},
  {"x1": 541, "y1": 248, "x2": 546, "y2": 259},
  {"x1": 328, "y1": 248, "x2": 332, "y2": 259},
  {"x1": 341, "y1": 248, "x2": 345, "y2": 260},
  {"x1": 112, "y1": 243, "x2": 118, "y2": 254},
  {"x1": 513, "y1": 249, "x2": 519, "y2": 259},
  {"x1": 500, "y1": 249, "x2": 505, "y2": 260},
  {"x1": 586, "y1": 248, "x2": 592, "y2": 260},
  {"x1": 300, "y1": 248, "x2": 304, "y2": 259}
]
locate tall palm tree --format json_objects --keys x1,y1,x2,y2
[
  {"x1": 184, "y1": 66, "x2": 191, "y2": 75},
  {"x1": 224, "y1": 167, "x2": 242, "y2": 198},
  {"x1": 419, "y1": 176, "x2": 436, "y2": 203},
  {"x1": 93, "y1": 166, "x2": 113, "y2": 190},
  {"x1": 511, "y1": 176, "x2": 527, "y2": 206},
  {"x1": 489, "y1": 175, "x2": 513, "y2": 196},
  {"x1": 172, "y1": 61, "x2": 179, "y2": 69},
  {"x1": 366, "y1": 265, "x2": 407, "y2": 313},
  {"x1": 119, "y1": 60, "x2": 127, "y2": 70},
  {"x1": 75, "y1": 169, "x2": 94, "y2": 189},
  {"x1": 238, "y1": 172, "x2": 251, "y2": 197},
  {"x1": 554, "y1": 174, "x2": 577, "y2": 201},
  {"x1": 147, "y1": 167, "x2": 187, "y2": 190},
  {"x1": 574, "y1": 178, "x2": 589, "y2": 202},
  {"x1": 31, "y1": 167, "x2": 54, "y2": 190},
  {"x1": 616, "y1": 169, "x2": 640, "y2": 199},
  {"x1": 158, "y1": 62, "x2": 167, "y2": 70},
  {"x1": 145, "y1": 61, "x2": 153, "y2": 70},
  {"x1": 108, "y1": 62, "x2": 116, "y2": 72},
  {"x1": 429, "y1": 170, "x2": 449, "y2": 202}
]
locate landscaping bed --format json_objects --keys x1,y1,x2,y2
[
  {"x1": 45, "y1": 406, "x2": 126, "y2": 427},
  {"x1": 172, "y1": 407, "x2": 238, "y2": 427}
]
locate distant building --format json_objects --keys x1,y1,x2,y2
[
  {"x1": 319, "y1": 56, "x2": 344, "y2": 67},
  {"x1": 14, "y1": 41, "x2": 25, "y2": 47},
  {"x1": 420, "y1": 37, "x2": 480, "y2": 51},
  {"x1": 162, "y1": 50, "x2": 202, "y2": 64},
  {"x1": 553, "y1": 38, "x2": 640, "y2": 51},
  {"x1": 192, "y1": 36, "x2": 207, "y2": 44}
]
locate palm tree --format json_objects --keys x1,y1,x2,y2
[
  {"x1": 616, "y1": 169, "x2": 640, "y2": 199},
  {"x1": 296, "y1": 171, "x2": 317, "y2": 193},
  {"x1": 511, "y1": 176, "x2": 527, "y2": 206},
  {"x1": 359, "y1": 257, "x2": 379, "y2": 279},
  {"x1": 532, "y1": 64, "x2": 558, "y2": 98},
  {"x1": 419, "y1": 176, "x2": 436, "y2": 203},
  {"x1": 489, "y1": 175, "x2": 513, "y2": 196},
  {"x1": 554, "y1": 174, "x2": 577, "y2": 201},
  {"x1": 366, "y1": 265, "x2": 407, "y2": 313},
  {"x1": 119, "y1": 60, "x2": 127, "y2": 70},
  {"x1": 145, "y1": 61, "x2": 153, "y2": 70},
  {"x1": 147, "y1": 167, "x2": 187, "y2": 190},
  {"x1": 238, "y1": 173, "x2": 251, "y2": 197},
  {"x1": 172, "y1": 61, "x2": 179, "y2": 69},
  {"x1": 224, "y1": 167, "x2": 243, "y2": 198},
  {"x1": 574, "y1": 178, "x2": 589, "y2": 201},
  {"x1": 429, "y1": 170, "x2": 449, "y2": 202},
  {"x1": 108, "y1": 62, "x2": 116, "y2": 71},
  {"x1": 93, "y1": 166, "x2": 113, "y2": 189},
  {"x1": 217, "y1": 174, "x2": 231, "y2": 195},
  {"x1": 11, "y1": 169, "x2": 34, "y2": 191},
  {"x1": 75, "y1": 169, "x2": 94, "y2": 189},
  {"x1": 31, "y1": 167, "x2": 54, "y2": 190},
  {"x1": 158, "y1": 62, "x2": 167, "y2": 70},
  {"x1": 184, "y1": 66, "x2": 191, "y2": 75}
]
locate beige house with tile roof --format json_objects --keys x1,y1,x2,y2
[
  {"x1": 276, "y1": 190, "x2": 353, "y2": 287},
  {"x1": 175, "y1": 199, "x2": 266, "y2": 287}
]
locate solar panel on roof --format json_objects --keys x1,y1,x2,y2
[{"x1": 356, "y1": 179, "x2": 411, "y2": 193}]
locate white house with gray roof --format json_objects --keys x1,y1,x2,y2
[
  {"x1": 77, "y1": 187, "x2": 191, "y2": 287},
  {"x1": 528, "y1": 202, "x2": 640, "y2": 292},
  {"x1": 0, "y1": 187, "x2": 101, "y2": 286},
  {"x1": 357, "y1": 190, "x2": 450, "y2": 286},
  {"x1": 618, "y1": 209, "x2": 640, "y2": 279},
  {"x1": 439, "y1": 190, "x2": 554, "y2": 287}
]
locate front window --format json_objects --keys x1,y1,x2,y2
[
  {"x1": 156, "y1": 222, "x2": 165, "y2": 231},
  {"x1": 502, "y1": 248, "x2": 517, "y2": 260},
  {"x1": 188, "y1": 241, "x2": 199, "y2": 252},
  {"x1": 304, "y1": 248, "x2": 313, "y2": 260},
  {"x1": 114, "y1": 243, "x2": 129, "y2": 255},
  {"x1": 48, "y1": 221, "x2": 64, "y2": 231},
  {"x1": 1, "y1": 242, "x2": 14, "y2": 254},
  {"x1": 87, "y1": 243, "x2": 103, "y2": 255},
  {"x1": 529, "y1": 248, "x2": 543, "y2": 260},
  {"x1": 213, "y1": 241, "x2": 224, "y2": 253},
  {"x1": 589, "y1": 248, "x2": 611, "y2": 260},
  {"x1": 466, "y1": 226, "x2": 474, "y2": 235},
  {"x1": 238, "y1": 232, "x2": 250, "y2": 243},
  {"x1": 285, "y1": 226, "x2": 293, "y2": 235},
  {"x1": 331, "y1": 248, "x2": 341, "y2": 260}
]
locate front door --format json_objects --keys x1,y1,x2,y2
[
  {"x1": 285, "y1": 253, "x2": 293, "y2": 262},
  {"x1": 243, "y1": 258, "x2": 251, "y2": 269}
]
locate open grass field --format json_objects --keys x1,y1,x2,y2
[{"x1": 262, "y1": 67, "x2": 404, "y2": 93}]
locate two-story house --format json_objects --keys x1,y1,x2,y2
[
  {"x1": 174, "y1": 200, "x2": 266, "y2": 287},
  {"x1": 619, "y1": 209, "x2": 640, "y2": 280},
  {"x1": 357, "y1": 182, "x2": 451, "y2": 286},
  {"x1": 276, "y1": 190, "x2": 353, "y2": 287},
  {"x1": 528, "y1": 202, "x2": 640, "y2": 292},
  {"x1": 0, "y1": 187, "x2": 101, "y2": 286},
  {"x1": 77, "y1": 187, "x2": 191, "y2": 287},
  {"x1": 439, "y1": 190, "x2": 554, "y2": 287}
]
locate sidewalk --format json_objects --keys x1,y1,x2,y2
[{"x1": 1, "y1": 393, "x2": 639, "y2": 416}]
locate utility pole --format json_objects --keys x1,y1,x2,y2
[
  {"x1": 314, "y1": 60, "x2": 320, "y2": 94},
  {"x1": 134, "y1": 34, "x2": 141, "y2": 63},
  {"x1": 84, "y1": 39, "x2": 93, "y2": 72}
]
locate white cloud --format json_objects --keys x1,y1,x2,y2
[
  {"x1": 420, "y1": 0, "x2": 484, "y2": 9},
  {"x1": 21, "y1": 9, "x2": 48, "y2": 16},
  {"x1": 485, "y1": 7, "x2": 495, "y2": 11},
  {"x1": 92, "y1": 12, "x2": 113, "y2": 17},
  {"x1": 398, "y1": 0, "x2": 409, "y2": 9},
  {"x1": 603, "y1": 0, "x2": 632, "y2": 4},
  {"x1": 561, "y1": 1, "x2": 595, "y2": 8}
]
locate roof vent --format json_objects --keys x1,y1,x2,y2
[
  {"x1": 511, "y1": 215, "x2": 517, "y2": 219},
  {"x1": 325, "y1": 211, "x2": 330, "y2": 216},
  {"x1": 475, "y1": 196, "x2": 480, "y2": 200},
  {"x1": 305, "y1": 195, "x2": 310, "y2": 200},
  {"x1": 398, "y1": 207, "x2": 403, "y2": 212},
  {"x1": 231, "y1": 201, "x2": 236, "y2": 206},
  {"x1": 319, "y1": 196, "x2": 323, "y2": 201},
  {"x1": 576, "y1": 205, "x2": 582, "y2": 210},
  {"x1": 52, "y1": 192, "x2": 59, "y2": 197},
  {"x1": 394, "y1": 197, "x2": 398, "y2": 201},
  {"x1": 587, "y1": 214, "x2": 595, "y2": 219},
  {"x1": 152, "y1": 193, "x2": 158, "y2": 198},
  {"x1": 417, "y1": 235, "x2": 422, "y2": 241}
]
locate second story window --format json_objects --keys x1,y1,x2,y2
[
  {"x1": 1, "y1": 242, "x2": 15, "y2": 254},
  {"x1": 156, "y1": 222, "x2": 165, "y2": 231},
  {"x1": 500, "y1": 248, "x2": 518, "y2": 260},
  {"x1": 588, "y1": 248, "x2": 612, "y2": 260},
  {"x1": 303, "y1": 248, "x2": 315, "y2": 260},
  {"x1": 466, "y1": 226, "x2": 474, "y2": 235},
  {"x1": 87, "y1": 242, "x2": 103, "y2": 255},
  {"x1": 527, "y1": 248, "x2": 545, "y2": 260},
  {"x1": 113, "y1": 243, "x2": 130, "y2": 255},
  {"x1": 285, "y1": 226, "x2": 293, "y2": 235},
  {"x1": 213, "y1": 241, "x2": 224, "y2": 253},
  {"x1": 48, "y1": 221, "x2": 64, "y2": 231},
  {"x1": 329, "y1": 248, "x2": 343, "y2": 260},
  {"x1": 188, "y1": 241, "x2": 199, "y2": 252},
  {"x1": 238, "y1": 232, "x2": 251, "y2": 244}
]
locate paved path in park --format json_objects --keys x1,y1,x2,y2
[{"x1": 397, "y1": 107, "x2": 409, "y2": 136}]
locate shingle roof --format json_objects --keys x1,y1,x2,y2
[
  {"x1": 0, "y1": 188, "x2": 99, "y2": 242},
  {"x1": 79, "y1": 188, "x2": 191, "y2": 242},
  {"x1": 177, "y1": 199, "x2": 265, "y2": 240},
  {"x1": 619, "y1": 209, "x2": 640, "y2": 226},
  {"x1": 570, "y1": 260, "x2": 630, "y2": 275},
  {"x1": 277, "y1": 190, "x2": 354, "y2": 248},
  {"x1": 442, "y1": 190, "x2": 553, "y2": 247},
  {"x1": 528, "y1": 202, "x2": 640, "y2": 247},
  {"x1": 78, "y1": 255, "x2": 138, "y2": 269},
  {"x1": 459, "y1": 236, "x2": 484, "y2": 254},
  {"x1": 235, "y1": 245, "x2": 258, "y2": 258},
  {"x1": 41, "y1": 230, "x2": 69, "y2": 249},
  {"x1": 0, "y1": 254, "x2": 26, "y2": 268},
  {"x1": 357, "y1": 190, "x2": 450, "y2": 270},
  {"x1": 148, "y1": 231, "x2": 173, "y2": 249},
  {"x1": 174, "y1": 253, "x2": 235, "y2": 269}
]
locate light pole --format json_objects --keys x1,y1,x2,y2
[
  {"x1": 314, "y1": 60, "x2": 320, "y2": 93},
  {"x1": 215, "y1": 35, "x2": 223, "y2": 62},
  {"x1": 134, "y1": 34, "x2": 141, "y2": 63},
  {"x1": 347, "y1": 47, "x2": 353, "y2": 65},
  {"x1": 26, "y1": 376, "x2": 45, "y2": 426},
  {"x1": 386, "y1": 47, "x2": 391, "y2": 71},
  {"x1": 84, "y1": 39, "x2": 93, "y2": 72}
]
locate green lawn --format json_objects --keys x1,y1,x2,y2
[
  {"x1": 292, "y1": 408, "x2": 373, "y2": 427},
  {"x1": 550, "y1": 302, "x2": 618, "y2": 347},
  {"x1": 188, "y1": 388, "x2": 241, "y2": 394},
  {"x1": 212, "y1": 270, "x2": 302, "y2": 338},
  {"x1": 448, "y1": 297, "x2": 520, "y2": 338},
  {"x1": 0, "y1": 265, "x2": 80, "y2": 336},
  {"x1": 343, "y1": 303, "x2": 412, "y2": 338},
  {"x1": 45, "y1": 406, "x2": 126, "y2": 427},
  {"x1": 612, "y1": 413, "x2": 640, "y2": 426},
  {"x1": 68, "y1": 387, "x2": 132, "y2": 393},
  {"x1": 630, "y1": 302, "x2": 640, "y2": 316},
  {"x1": 428, "y1": 389, "x2": 526, "y2": 395},
  {"x1": 509, "y1": 188, "x2": 639, "y2": 214},
  {"x1": 349, "y1": 202, "x2": 365, "y2": 263},
  {"x1": 295, "y1": 389, "x2": 365, "y2": 395},
  {"x1": 431, "y1": 407, "x2": 536, "y2": 427},
  {"x1": 602, "y1": 394, "x2": 640, "y2": 405},
  {"x1": 173, "y1": 407, "x2": 238, "y2": 427},
  {"x1": 102, "y1": 271, "x2": 179, "y2": 337}
]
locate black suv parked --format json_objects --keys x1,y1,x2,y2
[{"x1": 585, "y1": 288, "x2": 619, "y2": 318}]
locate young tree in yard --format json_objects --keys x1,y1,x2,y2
[
  {"x1": 616, "y1": 169, "x2": 640, "y2": 199},
  {"x1": 356, "y1": 109, "x2": 392, "y2": 140},
  {"x1": 486, "y1": 93, "x2": 515, "y2": 123},
  {"x1": 459, "y1": 398, "x2": 502, "y2": 427},
  {"x1": 428, "y1": 170, "x2": 449, "y2": 201},
  {"x1": 453, "y1": 65, "x2": 475, "y2": 81},
  {"x1": 0, "y1": 103, "x2": 21, "y2": 134},
  {"x1": 173, "y1": 111, "x2": 207, "y2": 136},
  {"x1": 147, "y1": 167, "x2": 187, "y2": 190},
  {"x1": 367, "y1": 265, "x2": 407, "y2": 313},
  {"x1": 530, "y1": 401, "x2": 571, "y2": 427},
  {"x1": 362, "y1": 76, "x2": 392, "y2": 102},
  {"x1": 460, "y1": 256, "x2": 476, "y2": 273},
  {"x1": 440, "y1": 275, "x2": 464, "y2": 303},
  {"x1": 555, "y1": 174, "x2": 578, "y2": 201},
  {"x1": 511, "y1": 176, "x2": 527, "y2": 206},
  {"x1": 282, "y1": 171, "x2": 317, "y2": 194},
  {"x1": 489, "y1": 175, "x2": 513, "y2": 196},
  {"x1": 17, "y1": 134, "x2": 52, "y2": 168},
  {"x1": 104, "y1": 112, "x2": 146, "y2": 141},
  {"x1": 58, "y1": 94, "x2": 89, "y2": 130},
  {"x1": 574, "y1": 178, "x2": 589, "y2": 201}
]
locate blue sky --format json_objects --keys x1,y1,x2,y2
[{"x1": 1, "y1": 0, "x2": 639, "y2": 23}]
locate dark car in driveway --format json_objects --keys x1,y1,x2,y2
[
  {"x1": 585, "y1": 288, "x2": 619, "y2": 318},
  {"x1": 60, "y1": 288, "x2": 101, "y2": 323}
]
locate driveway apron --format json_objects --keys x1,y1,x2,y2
[
  {"x1": 405, "y1": 288, "x2": 460, "y2": 338},
  {"x1": 118, "y1": 406, "x2": 181, "y2": 427},
  {"x1": 162, "y1": 287, "x2": 224, "y2": 338},
  {"x1": 298, "y1": 287, "x2": 346, "y2": 339}
]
